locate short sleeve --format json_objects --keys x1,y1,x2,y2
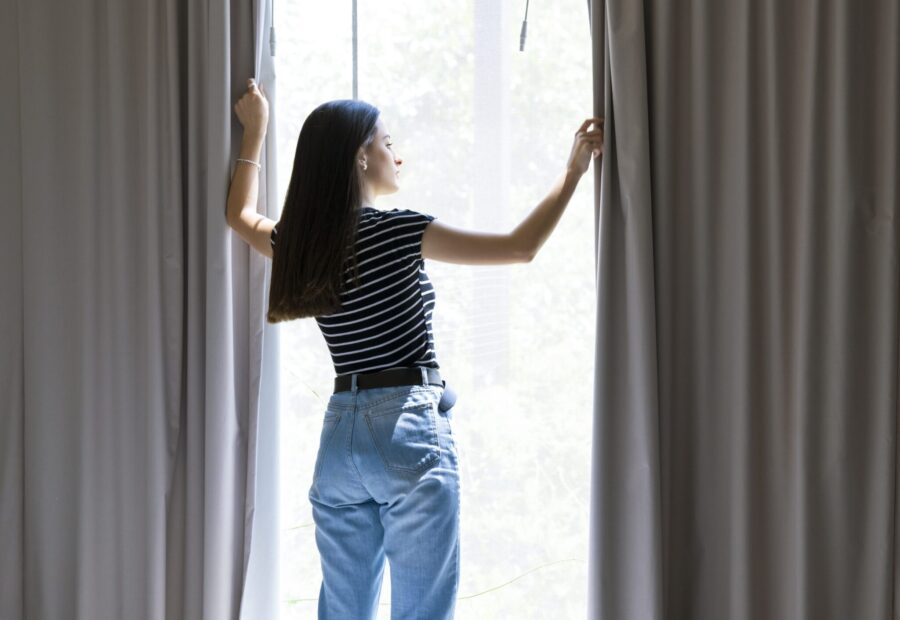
[
  {"x1": 385, "y1": 208, "x2": 436, "y2": 263},
  {"x1": 270, "y1": 224, "x2": 278, "y2": 250}
]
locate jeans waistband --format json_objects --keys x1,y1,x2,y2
[{"x1": 333, "y1": 366, "x2": 442, "y2": 393}]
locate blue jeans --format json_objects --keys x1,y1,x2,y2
[{"x1": 308, "y1": 375, "x2": 460, "y2": 619}]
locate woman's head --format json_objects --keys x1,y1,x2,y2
[
  {"x1": 357, "y1": 116, "x2": 403, "y2": 204},
  {"x1": 266, "y1": 99, "x2": 385, "y2": 323}
]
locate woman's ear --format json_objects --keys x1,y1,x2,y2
[{"x1": 356, "y1": 146, "x2": 367, "y2": 169}]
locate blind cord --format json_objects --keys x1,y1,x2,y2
[{"x1": 519, "y1": 0, "x2": 530, "y2": 51}]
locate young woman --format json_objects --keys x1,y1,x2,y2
[{"x1": 227, "y1": 78, "x2": 603, "y2": 619}]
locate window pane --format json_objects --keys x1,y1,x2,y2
[{"x1": 276, "y1": 2, "x2": 594, "y2": 617}]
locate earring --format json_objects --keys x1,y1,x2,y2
[{"x1": 360, "y1": 160, "x2": 367, "y2": 171}]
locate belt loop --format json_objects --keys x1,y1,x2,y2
[
  {"x1": 351, "y1": 373, "x2": 358, "y2": 393},
  {"x1": 420, "y1": 367, "x2": 427, "y2": 386}
]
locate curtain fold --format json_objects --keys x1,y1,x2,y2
[
  {"x1": 0, "y1": 0, "x2": 25, "y2": 615},
  {"x1": 589, "y1": 0, "x2": 899, "y2": 618},
  {"x1": 239, "y1": 1, "x2": 281, "y2": 615},
  {"x1": 1, "y1": 0, "x2": 278, "y2": 617},
  {"x1": 589, "y1": 0, "x2": 663, "y2": 616}
]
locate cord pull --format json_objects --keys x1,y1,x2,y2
[{"x1": 519, "y1": 0, "x2": 530, "y2": 51}]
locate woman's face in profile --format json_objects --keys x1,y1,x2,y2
[{"x1": 362, "y1": 117, "x2": 403, "y2": 197}]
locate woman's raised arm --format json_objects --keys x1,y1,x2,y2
[
  {"x1": 421, "y1": 117, "x2": 603, "y2": 265},
  {"x1": 226, "y1": 79, "x2": 276, "y2": 259}
]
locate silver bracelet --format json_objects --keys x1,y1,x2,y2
[{"x1": 236, "y1": 158, "x2": 261, "y2": 171}]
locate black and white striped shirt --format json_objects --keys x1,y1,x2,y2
[{"x1": 270, "y1": 206, "x2": 440, "y2": 375}]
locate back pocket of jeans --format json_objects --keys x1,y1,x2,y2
[
  {"x1": 313, "y1": 413, "x2": 342, "y2": 482},
  {"x1": 364, "y1": 401, "x2": 441, "y2": 473}
]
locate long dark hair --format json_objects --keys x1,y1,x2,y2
[{"x1": 267, "y1": 99, "x2": 380, "y2": 323}]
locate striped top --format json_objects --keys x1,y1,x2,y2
[{"x1": 270, "y1": 206, "x2": 440, "y2": 376}]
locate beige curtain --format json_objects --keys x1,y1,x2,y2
[
  {"x1": 0, "y1": 0, "x2": 279, "y2": 617},
  {"x1": 589, "y1": 0, "x2": 899, "y2": 618}
]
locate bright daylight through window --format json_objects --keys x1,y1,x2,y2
[{"x1": 273, "y1": 1, "x2": 595, "y2": 617}]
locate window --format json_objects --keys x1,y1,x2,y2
[{"x1": 275, "y1": 1, "x2": 594, "y2": 617}]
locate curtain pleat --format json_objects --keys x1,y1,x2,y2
[{"x1": 0, "y1": 0, "x2": 25, "y2": 616}]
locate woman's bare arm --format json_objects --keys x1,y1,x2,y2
[
  {"x1": 226, "y1": 130, "x2": 276, "y2": 258},
  {"x1": 421, "y1": 168, "x2": 581, "y2": 265},
  {"x1": 226, "y1": 81, "x2": 276, "y2": 258},
  {"x1": 421, "y1": 219, "x2": 533, "y2": 265},
  {"x1": 422, "y1": 117, "x2": 602, "y2": 266}
]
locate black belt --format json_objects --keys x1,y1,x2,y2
[{"x1": 333, "y1": 367, "x2": 443, "y2": 393}]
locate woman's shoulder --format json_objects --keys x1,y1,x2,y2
[
  {"x1": 363, "y1": 205, "x2": 432, "y2": 215},
  {"x1": 359, "y1": 207, "x2": 436, "y2": 238},
  {"x1": 370, "y1": 206, "x2": 436, "y2": 223}
]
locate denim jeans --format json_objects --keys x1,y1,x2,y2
[{"x1": 308, "y1": 374, "x2": 460, "y2": 620}]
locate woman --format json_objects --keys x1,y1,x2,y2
[{"x1": 227, "y1": 78, "x2": 603, "y2": 619}]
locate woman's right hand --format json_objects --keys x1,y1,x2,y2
[
  {"x1": 234, "y1": 78, "x2": 269, "y2": 138},
  {"x1": 565, "y1": 117, "x2": 604, "y2": 177}
]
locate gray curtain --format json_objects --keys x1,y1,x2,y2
[
  {"x1": 1, "y1": 0, "x2": 280, "y2": 618},
  {"x1": 589, "y1": 0, "x2": 900, "y2": 618}
]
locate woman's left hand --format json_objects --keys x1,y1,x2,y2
[
  {"x1": 565, "y1": 117, "x2": 604, "y2": 177},
  {"x1": 234, "y1": 78, "x2": 269, "y2": 138}
]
